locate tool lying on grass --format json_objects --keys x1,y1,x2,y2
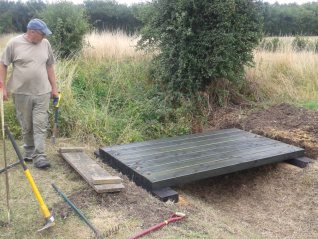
[
  {"x1": 5, "y1": 125, "x2": 55, "y2": 232},
  {"x1": 0, "y1": 160, "x2": 20, "y2": 174},
  {"x1": 1, "y1": 86, "x2": 11, "y2": 224},
  {"x1": 52, "y1": 183, "x2": 104, "y2": 239},
  {"x1": 51, "y1": 93, "x2": 61, "y2": 144},
  {"x1": 129, "y1": 212, "x2": 186, "y2": 239}
]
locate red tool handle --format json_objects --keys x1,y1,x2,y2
[{"x1": 129, "y1": 212, "x2": 186, "y2": 239}]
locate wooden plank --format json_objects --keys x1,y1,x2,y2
[
  {"x1": 150, "y1": 151, "x2": 303, "y2": 190},
  {"x1": 152, "y1": 187, "x2": 179, "y2": 202},
  {"x1": 91, "y1": 176, "x2": 122, "y2": 185},
  {"x1": 59, "y1": 147, "x2": 84, "y2": 153},
  {"x1": 133, "y1": 142, "x2": 296, "y2": 174},
  {"x1": 286, "y1": 156, "x2": 314, "y2": 168},
  {"x1": 101, "y1": 128, "x2": 242, "y2": 152},
  {"x1": 94, "y1": 150, "x2": 100, "y2": 158},
  {"x1": 60, "y1": 150, "x2": 124, "y2": 193},
  {"x1": 112, "y1": 136, "x2": 272, "y2": 165},
  {"x1": 93, "y1": 183, "x2": 125, "y2": 193},
  {"x1": 124, "y1": 138, "x2": 280, "y2": 167},
  {"x1": 112, "y1": 134, "x2": 260, "y2": 160},
  {"x1": 106, "y1": 129, "x2": 249, "y2": 156},
  {"x1": 148, "y1": 144, "x2": 303, "y2": 180}
]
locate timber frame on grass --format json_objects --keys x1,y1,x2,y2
[{"x1": 99, "y1": 128, "x2": 305, "y2": 202}]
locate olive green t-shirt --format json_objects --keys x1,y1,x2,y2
[{"x1": 0, "y1": 34, "x2": 55, "y2": 95}]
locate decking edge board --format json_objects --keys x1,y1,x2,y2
[{"x1": 99, "y1": 149, "x2": 153, "y2": 190}]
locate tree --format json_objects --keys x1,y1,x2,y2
[
  {"x1": 84, "y1": 0, "x2": 141, "y2": 34},
  {"x1": 260, "y1": 2, "x2": 318, "y2": 36},
  {"x1": 40, "y1": 1, "x2": 89, "y2": 58},
  {"x1": 138, "y1": 0, "x2": 263, "y2": 100},
  {"x1": 0, "y1": 1, "x2": 45, "y2": 34}
]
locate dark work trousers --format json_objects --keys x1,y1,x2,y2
[{"x1": 13, "y1": 93, "x2": 50, "y2": 160}]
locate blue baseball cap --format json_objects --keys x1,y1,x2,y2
[{"x1": 27, "y1": 18, "x2": 52, "y2": 36}]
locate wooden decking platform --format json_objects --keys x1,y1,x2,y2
[{"x1": 99, "y1": 128, "x2": 305, "y2": 191}]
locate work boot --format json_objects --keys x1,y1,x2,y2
[
  {"x1": 23, "y1": 152, "x2": 34, "y2": 163},
  {"x1": 33, "y1": 156, "x2": 51, "y2": 169}
]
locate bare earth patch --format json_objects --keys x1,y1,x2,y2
[{"x1": 205, "y1": 103, "x2": 318, "y2": 238}]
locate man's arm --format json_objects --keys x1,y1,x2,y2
[
  {"x1": 46, "y1": 64, "x2": 58, "y2": 98},
  {"x1": 0, "y1": 63, "x2": 8, "y2": 100}
]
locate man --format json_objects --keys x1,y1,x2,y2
[{"x1": 0, "y1": 18, "x2": 58, "y2": 169}]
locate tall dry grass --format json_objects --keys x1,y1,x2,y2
[
  {"x1": 0, "y1": 33, "x2": 17, "y2": 51},
  {"x1": 246, "y1": 37, "x2": 318, "y2": 105},
  {"x1": 259, "y1": 36, "x2": 318, "y2": 52},
  {"x1": 82, "y1": 30, "x2": 148, "y2": 60}
]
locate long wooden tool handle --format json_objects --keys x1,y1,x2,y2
[{"x1": 0, "y1": 89, "x2": 10, "y2": 223}]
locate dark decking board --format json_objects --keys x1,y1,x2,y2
[
  {"x1": 286, "y1": 157, "x2": 314, "y2": 168},
  {"x1": 99, "y1": 128, "x2": 305, "y2": 191}
]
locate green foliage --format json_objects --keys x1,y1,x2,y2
[
  {"x1": 0, "y1": 12, "x2": 14, "y2": 34},
  {"x1": 261, "y1": 2, "x2": 318, "y2": 36},
  {"x1": 4, "y1": 0, "x2": 318, "y2": 37},
  {"x1": 271, "y1": 38, "x2": 281, "y2": 52},
  {"x1": 0, "y1": 1, "x2": 45, "y2": 34},
  {"x1": 301, "y1": 101, "x2": 318, "y2": 110},
  {"x1": 315, "y1": 40, "x2": 318, "y2": 53},
  {"x1": 84, "y1": 0, "x2": 142, "y2": 34},
  {"x1": 56, "y1": 58, "x2": 191, "y2": 145},
  {"x1": 292, "y1": 36, "x2": 308, "y2": 51},
  {"x1": 0, "y1": 0, "x2": 143, "y2": 36},
  {"x1": 259, "y1": 37, "x2": 281, "y2": 52},
  {"x1": 290, "y1": 36, "x2": 318, "y2": 52},
  {"x1": 138, "y1": 0, "x2": 263, "y2": 100},
  {"x1": 40, "y1": 1, "x2": 89, "y2": 58},
  {"x1": 3, "y1": 102, "x2": 20, "y2": 138}
]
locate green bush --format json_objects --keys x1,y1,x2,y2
[
  {"x1": 259, "y1": 39, "x2": 271, "y2": 51},
  {"x1": 40, "y1": 1, "x2": 89, "y2": 58},
  {"x1": 3, "y1": 102, "x2": 20, "y2": 138},
  {"x1": 315, "y1": 40, "x2": 318, "y2": 53},
  {"x1": 271, "y1": 38, "x2": 281, "y2": 52},
  {"x1": 259, "y1": 38, "x2": 281, "y2": 52},
  {"x1": 138, "y1": 0, "x2": 263, "y2": 100},
  {"x1": 292, "y1": 36, "x2": 308, "y2": 52},
  {"x1": 56, "y1": 58, "x2": 192, "y2": 144}
]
